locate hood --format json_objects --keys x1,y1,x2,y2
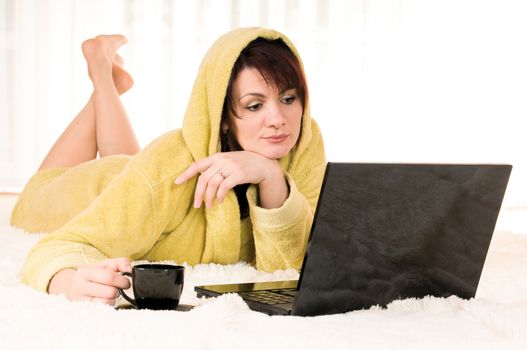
[{"x1": 181, "y1": 27, "x2": 313, "y2": 170}]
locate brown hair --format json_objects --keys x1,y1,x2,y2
[{"x1": 220, "y1": 37, "x2": 308, "y2": 152}]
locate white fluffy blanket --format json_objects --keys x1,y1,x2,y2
[{"x1": 1, "y1": 197, "x2": 527, "y2": 349}]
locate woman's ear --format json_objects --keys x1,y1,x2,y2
[{"x1": 221, "y1": 122, "x2": 229, "y2": 134}]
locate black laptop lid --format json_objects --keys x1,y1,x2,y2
[{"x1": 292, "y1": 163, "x2": 511, "y2": 316}]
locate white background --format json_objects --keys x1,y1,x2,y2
[{"x1": 1, "y1": 0, "x2": 526, "y2": 209}]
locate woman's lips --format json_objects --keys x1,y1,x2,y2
[{"x1": 264, "y1": 134, "x2": 288, "y2": 143}]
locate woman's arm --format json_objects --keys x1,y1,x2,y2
[
  {"x1": 21, "y1": 167, "x2": 160, "y2": 295},
  {"x1": 21, "y1": 130, "x2": 194, "y2": 300},
  {"x1": 249, "y1": 173, "x2": 316, "y2": 271},
  {"x1": 248, "y1": 122, "x2": 326, "y2": 271},
  {"x1": 257, "y1": 160, "x2": 289, "y2": 209}
]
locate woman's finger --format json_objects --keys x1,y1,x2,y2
[
  {"x1": 204, "y1": 172, "x2": 225, "y2": 208},
  {"x1": 192, "y1": 161, "x2": 225, "y2": 207},
  {"x1": 73, "y1": 294, "x2": 113, "y2": 305},
  {"x1": 97, "y1": 257, "x2": 132, "y2": 273},
  {"x1": 193, "y1": 172, "x2": 214, "y2": 208},
  {"x1": 82, "y1": 275, "x2": 127, "y2": 304},
  {"x1": 69, "y1": 273, "x2": 121, "y2": 303},
  {"x1": 175, "y1": 157, "x2": 214, "y2": 185},
  {"x1": 79, "y1": 265, "x2": 131, "y2": 290},
  {"x1": 82, "y1": 280, "x2": 121, "y2": 300},
  {"x1": 216, "y1": 173, "x2": 237, "y2": 203},
  {"x1": 91, "y1": 297, "x2": 117, "y2": 306}
]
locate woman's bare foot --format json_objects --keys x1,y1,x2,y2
[
  {"x1": 112, "y1": 54, "x2": 134, "y2": 95},
  {"x1": 82, "y1": 34, "x2": 133, "y2": 95}
]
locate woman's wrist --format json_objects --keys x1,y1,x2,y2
[
  {"x1": 48, "y1": 268, "x2": 75, "y2": 296},
  {"x1": 258, "y1": 161, "x2": 289, "y2": 209}
]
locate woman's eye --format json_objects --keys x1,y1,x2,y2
[
  {"x1": 247, "y1": 103, "x2": 262, "y2": 111},
  {"x1": 281, "y1": 95, "x2": 297, "y2": 104}
]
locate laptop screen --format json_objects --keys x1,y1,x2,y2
[{"x1": 292, "y1": 163, "x2": 511, "y2": 316}]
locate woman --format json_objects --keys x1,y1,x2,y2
[{"x1": 11, "y1": 27, "x2": 326, "y2": 305}]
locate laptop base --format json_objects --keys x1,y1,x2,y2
[{"x1": 195, "y1": 280, "x2": 297, "y2": 315}]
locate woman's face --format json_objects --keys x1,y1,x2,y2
[{"x1": 224, "y1": 67, "x2": 303, "y2": 160}]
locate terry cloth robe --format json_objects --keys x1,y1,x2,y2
[{"x1": 11, "y1": 27, "x2": 326, "y2": 293}]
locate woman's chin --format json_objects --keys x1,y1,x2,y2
[
  {"x1": 243, "y1": 142, "x2": 294, "y2": 160},
  {"x1": 258, "y1": 147, "x2": 292, "y2": 160}
]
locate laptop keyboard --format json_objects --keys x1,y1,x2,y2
[{"x1": 237, "y1": 288, "x2": 296, "y2": 305}]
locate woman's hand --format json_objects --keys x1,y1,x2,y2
[
  {"x1": 48, "y1": 257, "x2": 132, "y2": 305},
  {"x1": 175, "y1": 151, "x2": 288, "y2": 209}
]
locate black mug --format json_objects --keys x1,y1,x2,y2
[{"x1": 119, "y1": 264, "x2": 185, "y2": 310}]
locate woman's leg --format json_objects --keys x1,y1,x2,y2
[{"x1": 39, "y1": 35, "x2": 139, "y2": 171}]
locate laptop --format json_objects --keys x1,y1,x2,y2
[{"x1": 195, "y1": 162, "x2": 512, "y2": 316}]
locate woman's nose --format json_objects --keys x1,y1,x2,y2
[{"x1": 265, "y1": 103, "x2": 286, "y2": 127}]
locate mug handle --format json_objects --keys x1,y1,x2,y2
[{"x1": 118, "y1": 271, "x2": 137, "y2": 307}]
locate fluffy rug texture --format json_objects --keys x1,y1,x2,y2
[{"x1": 1, "y1": 195, "x2": 527, "y2": 349}]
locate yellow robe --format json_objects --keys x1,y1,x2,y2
[{"x1": 11, "y1": 27, "x2": 326, "y2": 293}]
